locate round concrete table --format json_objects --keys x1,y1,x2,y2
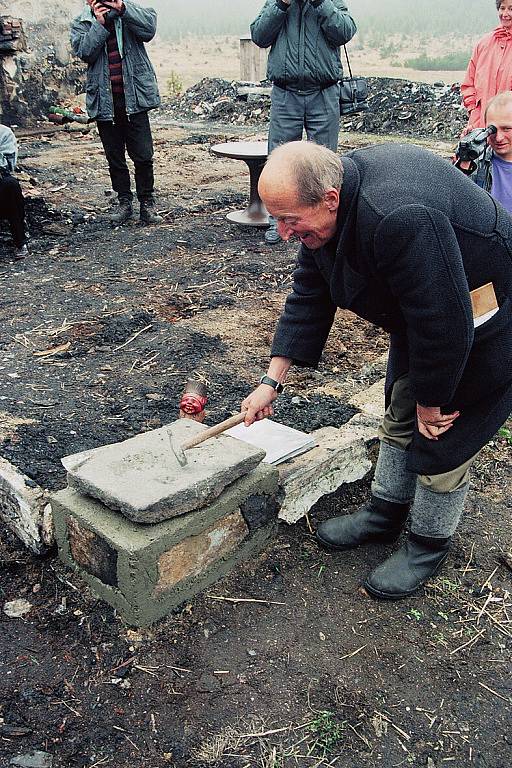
[{"x1": 211, "y1": 141, "x2": 269, "y2": 227}]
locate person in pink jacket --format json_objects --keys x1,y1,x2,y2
[{"x1": 461, "y1": 1, "x2": 512, "y2": 131}]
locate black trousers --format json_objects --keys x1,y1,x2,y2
[
  {"x1": 0, "y1": 174, "x2": 26, "y2": 248},
  {"x1": 97, "y1": 94, "x2": 155, "y2": 203}
]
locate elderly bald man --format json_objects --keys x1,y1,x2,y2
[{"x1": 242, "y1": 140, "x2": 512, "y2": 600}]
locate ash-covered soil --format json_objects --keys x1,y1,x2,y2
[{"x1": 0, "y1": 124, "x2": 511, "y2": 768}]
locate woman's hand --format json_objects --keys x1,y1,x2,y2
[
  {"x1": 241, "y1": 385, "x2": 278, "y2": 426},
  {"x1": 417, "y1": 404, "x2": 460, "y2": 441},
  {"x1": 460, "y1": 124, "x2": 474, "y2": 138}
]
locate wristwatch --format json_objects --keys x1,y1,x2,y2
[{"x1": 260, "y1": 375, "x2": 284, "y2": 393}]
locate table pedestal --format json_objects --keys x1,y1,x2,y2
[
  {"x1": 227, "y1": 157, "x2": 268, "y2": 227},
  {"x1": 211, "y1": 142, "x2": 269, "y2": 228}
]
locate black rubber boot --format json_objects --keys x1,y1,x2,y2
[
  {"x1": 364, "y1": 533, "x2": 450, "y2": 600},
  {"x1": 316, "y1": 497, "x2": 409, "y2": 551},
  {"x1": 111, "y1": 199, "x2": 133, "y2": 225},
  {"x1": 140, "y1": 200, "x2": 163, "y2": 225}
]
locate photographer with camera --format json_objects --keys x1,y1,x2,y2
[
  {"x1": 251, "y1": 0, "x2": 357, "y2": 245},
  {"x1": 455, "y1": 91, "x2": 512, "y2": 214},
  {"x1": 0, "y1": 125, "x2": 28, "y2": 260},
  {"x1": 71, "y1": 1, "x2": 162, "y2": 226}
]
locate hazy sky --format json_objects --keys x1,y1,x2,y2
[{"x1": 139, "y1": 0, "x2": 496, "y2": 39}]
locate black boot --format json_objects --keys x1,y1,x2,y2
[
  {"x1": 364, "y1": 533, "x2": 450, "y2": 600},
  {"x1": 140, "y1": 200, "x2": 163, "y2": 225},
  {"x1": 316, "y1": 497, "x2": 409, "y2": 551},
  {"x1": 111, "y1": 199, "x2": 133, "y2": 225}
]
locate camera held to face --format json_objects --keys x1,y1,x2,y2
[{"x1": 456, "y1": 125, "x2": 497, "y2": 163}]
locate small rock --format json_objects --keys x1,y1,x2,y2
[
  {"x1": 10, "y1": 751, "x2": 53, "y2": 768},
  {"x1": 195, "y1": 673, "x2": 221, "y2": 693},
  {"x1": 291, "y1": 396, "x2": 301, "y2": 405},
  {"x1": 247, "y1": 649, "x2": 257, "y2": 657},
  {"x1": 3, "y1": 599, "x2": 32, "y2": 618}
]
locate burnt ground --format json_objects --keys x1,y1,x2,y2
[{"x1": 0, "y1": 124, "x2": 511, "y2": 768}]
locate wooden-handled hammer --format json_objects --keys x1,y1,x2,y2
[{"x1": 168, "y1": 411, "x2": 247, "y2": 467}]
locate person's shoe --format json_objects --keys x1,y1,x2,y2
[
  {"x1": 316, "y1": 496, "x2": 409, "y2": 551},
  {"x1": 363, "y1": 534, "x2": 451, "y2": 600},
  {"x1": 140, "y1": 200, "x2": 163, "y2": 225},
  {"x1": 14, "y1": 244, "x2": 28, "y2": 260},
  {"x1": 110, "y1": 200, "x2": 133, "y2": 225},
  {"x1": 264, "y1": 223, "x2": 282, "y2": 244}
]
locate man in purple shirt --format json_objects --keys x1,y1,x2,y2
[{"x1": 460, "y1": 91, "x2": 512, "y2": 213}]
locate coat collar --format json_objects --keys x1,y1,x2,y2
[
  {"x1": 78, "y1": 6, "x2": 93, "y2": 22},
  {"x1": 338, "y1": 155, "x2": 360, "y2": 232},
  {"x1": 327, "y1": 155, "x2": 362, "y2": 307},
  {"x1": 78, "y1": 4, "x2": 124, "y2": 57}
]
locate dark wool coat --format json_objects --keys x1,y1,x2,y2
[{"x1": 271, "y1": 143, "x2": 512, "y2": 474}]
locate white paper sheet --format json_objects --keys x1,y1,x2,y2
[{"x1": 226, "y1": 419, "x2": 316, "y2": 465}]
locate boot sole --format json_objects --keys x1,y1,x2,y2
[
  {"x1": 363, "y1": 551, "x2": 450, "y2": 600},
  {"x1": 315, "y1": 529, "x2": 401, "y2": 552}
]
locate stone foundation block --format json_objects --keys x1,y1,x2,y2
[
  {"x1": 62, "y1": 419, "x2": 265, "y2": 524},
  {"x1": 278, "y1": 428, "x2": 371, "y2": 524},
  {"x1": 51, "y1": 464, "x2": 280, "y2": 627}
]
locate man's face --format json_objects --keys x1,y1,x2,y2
[
  {"x1": 487, "y1": 103, "x2": 512, "y2": 161},
  {"x1": 264, "y1": 191, "x2": 339, "y2": 250},
  {"x1": 498, "y1": 2, "x2": 512, "y2": 29}
]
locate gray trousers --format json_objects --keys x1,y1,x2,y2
[
  {"x1": 378, "y1": 375, "x2": 478, "y2": 493},
  {"x1": 268, "y1": 83, "x2": 340, "y2": 153}
]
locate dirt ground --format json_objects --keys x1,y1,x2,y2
[
  {"x1": 0, "y1": 123, "x2": 511, "y2": 768},
  {"x1": 147, "y1": 34, "x2": 475, "y2": 96}
]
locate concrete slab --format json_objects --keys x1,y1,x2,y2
[
  {"x1": 349, "y1": 377, "x2": 386, "y2": 420},
  {"x1": 62, "y1": 419, "x2": 266, "y2": 524},
  {"x1": 278, "y1": 427, "x2": 371, "y2": 524},
  {"x1": 340, "y1": 411, "x2": 381, "y2": 445},
  {"x1": 51, "y1": 463, "x2": 280, "y2": 627}
]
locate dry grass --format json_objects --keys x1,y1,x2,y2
[{"x1": 189, "y1": 714, "x2": 353, "y2": 767}]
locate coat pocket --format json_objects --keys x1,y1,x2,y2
[
  {"x1": 132, "y1": 68, "x2": 159, "y2": 111},
  {"x1": 450, "y1": 297, "x2": 512, "y2": 409},
  {"x1": 85, "y1": 81, "x2": 100, "y2": 119}
]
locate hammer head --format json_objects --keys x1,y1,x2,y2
[{"x1": 167, "y1": 428, "x2": 187, "y2": 467}]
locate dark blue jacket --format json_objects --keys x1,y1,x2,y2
[{"x1": 271, "y1": 143, "x2": 512, "y2": 474}]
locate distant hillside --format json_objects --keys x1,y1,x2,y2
[{"x1": 144, "y1": 0, "x2": 496, "y2": 41}]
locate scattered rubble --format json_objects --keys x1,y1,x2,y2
[
  {"x1": 0, "y1": 2, "x2": 84, "y2": 125},
  {"x1": 159, "y1": 76, "x2": 466, "y2": 140},
  {"x1": 0, "y1": 16, "x2": 26, "y2": 56}
]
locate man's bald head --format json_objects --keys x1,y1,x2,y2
[
  {"x1": 258, "y1": 142, "x2": 343, "y2": 249},
  {"x1": 259, "y1": 141, "x2": 343, "y2": 210},
  {"x1": 485, "y1": 90, "x2": 512, "y2": 119},
  {"x1": 485, "y1": 90, "x2": 512, "y2": 162}
]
